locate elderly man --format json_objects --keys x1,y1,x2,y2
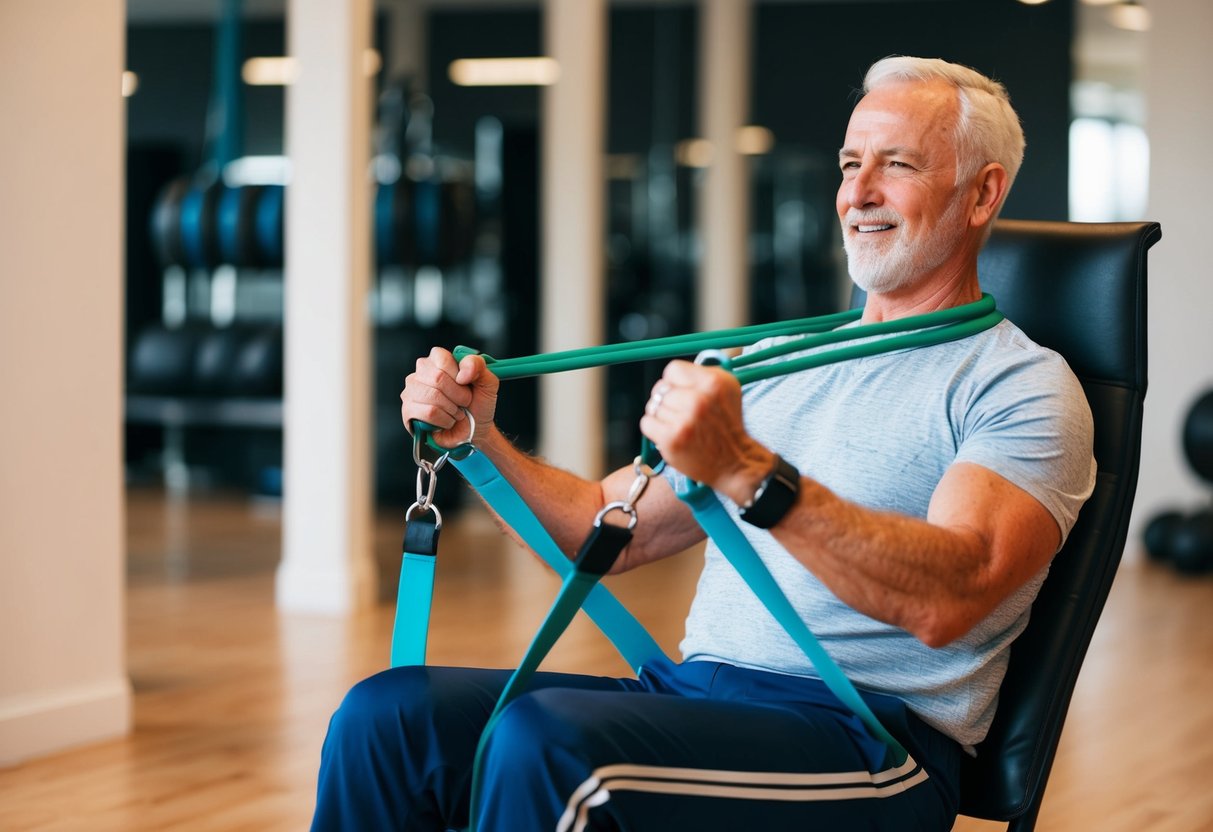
[{"x1": 311, "y1": 56, "x2": 1095, "y2": 831}]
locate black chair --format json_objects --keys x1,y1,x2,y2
[{"x1": 857, "y1": 219, "x2": 1161, "y2": 829}]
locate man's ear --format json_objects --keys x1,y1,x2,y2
[{"x1": 970, "y1": 163, "x2": 1009, "y2": 229}]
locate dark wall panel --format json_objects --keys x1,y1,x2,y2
[
  {"x1": 127, "y1": 21, "x2": 287, "y2": 165},
  {"x1": 607, "y1": 5, "x2": 698, "y2": 153},
  {"x1": 427, "y1": 9, "x2": 543, "y2": 154},
  {"x1": 752, "y1": 0, "x2": 1073, "y2": 220}
]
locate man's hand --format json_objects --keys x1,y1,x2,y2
[
  {"x1": 401, "y1": 348, "x2": 500, "y2": 449},
  {"x1": 638, "y1": 360, "x2": 775, "y2": 505}
]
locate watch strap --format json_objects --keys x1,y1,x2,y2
[{"x1": 738, "y1": 454, "x2": 800, "y2": 529}]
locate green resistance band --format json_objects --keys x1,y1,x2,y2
[
  {"x1": 466, "y1": 515, "x2": 633, "y2": 832},
  {"x1": 451, "y1": 294, "x2": 996, "y2": 382},
  {"x1": 451, "y1": 307, "x2": 860, "y2": 379}
]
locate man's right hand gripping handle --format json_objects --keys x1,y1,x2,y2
[{"x1": 400, "y1": 347, "x2": 500, "y2": 449}]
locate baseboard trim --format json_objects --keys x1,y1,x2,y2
[{"x1": 0, "y1": 677, "x2": 132, "y2": 767}]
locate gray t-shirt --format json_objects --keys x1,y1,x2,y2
[{"x1": 678, "y1": 318, "x2": 1096, "y2": 747}]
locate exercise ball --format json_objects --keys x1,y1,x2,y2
[
  {"x1": 1183, "y1": 389, "x2": 1213, "y2": 485},
  {"x1": 1143, "y1": 509, "x2": 1185, "y2": 563},
  {"x1": 1169, "y1": 511, "x2": 1213, "y2": 576}
]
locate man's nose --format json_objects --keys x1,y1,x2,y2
[{"x1": 845, "y1": 166, "x2": 883, "y2": 209}]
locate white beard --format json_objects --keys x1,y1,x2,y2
[{"x1": 843, "y1": 194, "x2": 967, "y2": 294}]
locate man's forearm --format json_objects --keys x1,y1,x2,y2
[
  {"x1": 472, "y1": 425, "x2": 612, "y2": 559},
  {"x1": 766, "y1": 462, "x2": 1058, "y2": 648}
]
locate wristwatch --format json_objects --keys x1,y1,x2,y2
[{"x1": 738, "y1": 454, "x2": 800, "y2": 529}]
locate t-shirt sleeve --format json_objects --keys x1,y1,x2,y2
[{"x1": 952, "y1": 348, "x2": 1097, "y2": 546}]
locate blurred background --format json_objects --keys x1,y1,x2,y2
[{"x1": 2, "y1": 0, "x2": 1211, "y2": 829}]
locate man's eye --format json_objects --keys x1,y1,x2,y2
[{"x1": 889, "y1": 161, "x2": 913, "y2": 169}]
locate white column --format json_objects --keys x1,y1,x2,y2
[
  {"x1": 697, "y1": 0, "x2": 752, "y2": 331},
  {"x1": 1133, "y1": 0, "x2": 1213, "y2": 541},
  {"x1": 0, "y1": 0, "x2": 131, "y2": 764},
  {"x1": 540, "y1": 0, "x2": 608, "y2": 478},
  {"x1": 277, "y1": 0, "x2": 377, "y2": 613}
]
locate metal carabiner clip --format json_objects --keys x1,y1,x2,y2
[
  {"x1": 594, "y1": 500, "x2": 639, "y2": 531},
  {"x1": 411, "y1": 408, "x2": 478, "y2": 471}
]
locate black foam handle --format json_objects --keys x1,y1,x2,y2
[
  {"x1": 573, "y1": 522, "x2": 632, "y2": 576},
  {"x1": 403, "y1": 514, "x2": 440, "y2": 557}
]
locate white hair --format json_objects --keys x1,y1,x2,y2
[{"x1": 863, "y1": 56, "x2": 1026, "y2": 213}]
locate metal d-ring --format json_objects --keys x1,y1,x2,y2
[
  {"x1": 405, "y1": 500, "x2": 443, "y2": 531},
  {"x1": 595, "y1": 500, "x2": 639, "y2": 530}
]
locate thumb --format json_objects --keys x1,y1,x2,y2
[
  {"x1": 454, "y1": 355, "x2": 500, "y2": 440},
  {"x1": 456, "y1": 354, "x2": 496, "y2": 391}
]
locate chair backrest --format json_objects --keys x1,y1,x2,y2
[{"x1": 856, "y1": 219, "x2": 1161, "y2": 829}]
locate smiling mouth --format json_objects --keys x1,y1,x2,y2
[{"x1": 856, "y1": 224, "x2": 895, "y2": 233}]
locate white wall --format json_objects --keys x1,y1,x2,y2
[
  {"x1": 0, "y1": 1, "x2": 131, "y2": 764},
  {"x1": 1133, "y1": 0, "x2": 1213, "y2": 544}
]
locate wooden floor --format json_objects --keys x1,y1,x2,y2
[{"x1": 1, "y1": 486, "x2": 1211, "y2": 831}]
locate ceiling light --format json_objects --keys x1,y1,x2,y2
[
  {"x1": 1110, "y1": 0, "x2": 1151, "y2": 31},
  {"x1": 675, "y1": 139, "x2": 713, "y2": 168},
  {"x1": 448, "y1": 57, "x2": 561, "y2": 87},
  {"x1": 243, "y1": 57, "x2": 299, "y2": 86},
  {"x1": 736, "y1": 125, "x2": 775, "y2": 155},
  {"x1": 241, "y1": 50, "x2": 379, "y2": 87}
]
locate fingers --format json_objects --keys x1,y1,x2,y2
[
  {"x1": 644, "y1": 380, "x2": 671, "y2": 418},
  {"x1": 661, "y1": 359, "x2": 728, "y2": 391},
  {"x1": 640, "y1": 360, "x2": 749, "y2": 484},
  {"x1": 401, "y1": 348, "x2": 470, "y2": 434},
  {"x1": 642, "y1": 362, "x2": 736, "y2": 423},
  {"x1": 401, "y1": 348, "x2": 500, "y2": 447}
]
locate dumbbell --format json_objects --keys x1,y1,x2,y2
[
  {"x1": 192, "y1": 325, "x2": 249, "y2": 396},
  {"x1": 128, "y1": 324, "x2": 202, "y2": 396},
  {"x1": 228, "y1": 325, "x2": 283, "y2": 397},
  {"x1": 254, "y1": 185, "x2": 285, "y2": 268},
  {"x1": 150, "y1": 176, "x2": 190, "y2": 268},
  {"x1": 179, "y1": 179, "x2": 225, "y2": 271},
  {"x1": 217, "y1": 184, "x2": 265, "y2": 268}
]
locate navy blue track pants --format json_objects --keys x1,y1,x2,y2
[{"x1": 311, "y1": 657, "x2": 962, "y2": 831}]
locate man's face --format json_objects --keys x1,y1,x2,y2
[{"x1": 836, "y1": 80, "x2": 973, "y2": 294}]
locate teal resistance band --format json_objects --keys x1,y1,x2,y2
[
  {"x1": 674, "y1": 475, "x2": 909, "y2": 767},
  {"x1": 389, "y1": 416, "x2": 470, "y2": 669},
  {"x1": 391, "y1": 509, "x2": 439, "y2": 667},
  {"x1": 450, "y1": 451, "x2": 665, "y2": 673},
  {"x1": 388, "y1": 449, "x2": 665, "y2": 674}
]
